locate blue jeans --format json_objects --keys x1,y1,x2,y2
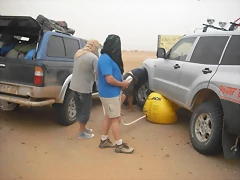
[{"x1": 75, "y1": 92, "x2": 92, "y2": 124}]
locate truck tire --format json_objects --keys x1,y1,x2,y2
[
  {"x1": 57, "y1": 89, "x2": 77, "y2": 126},
  {"x1": 135, "y1": 81, "x2": 150, "y2": 109},
  {"x1": 190, "y1": 101, "x2": 223, "y2": 155}
]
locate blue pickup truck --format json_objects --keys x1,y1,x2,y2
[{"x1": 0, "y1": 16, "x2": 98, "y2": 126}]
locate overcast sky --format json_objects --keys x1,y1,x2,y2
[{"x1": 0, "y1": 0, "x2": 239, "y2": 51}]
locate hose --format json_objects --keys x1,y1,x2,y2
[
  {"x1": 121, "y1": 115, "x2": 146, "y2": 126},
  {"x1": 102, "y1": 105, "x2": 146, "y2": 126}
]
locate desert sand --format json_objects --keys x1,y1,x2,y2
[{"x1": 0, "y1": 51, "x2": 239, "y2": 180}]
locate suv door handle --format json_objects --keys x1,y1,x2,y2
[
  {"x1": 173, "y1": 64, "x2": 180, "y2": 69},
  {"x1": 202, "y1": 68, "x2": 212, "y2": 74}
]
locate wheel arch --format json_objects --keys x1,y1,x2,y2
[
  {"x1": 191, "y1": 88, "x2": 223, "y2": 112},
  {"x1": 55, "y1": 74, "x2": 72, "y2": 103},
  {"x1": 141, "y1": 64, "x2": 153, "y2": 90}
]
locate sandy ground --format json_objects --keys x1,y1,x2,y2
[{"x1": 0, "y1": 51, "x2": 240, "y2": 180}]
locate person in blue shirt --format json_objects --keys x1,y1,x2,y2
[{"x1": 98, "y1": 34, "x2": 134, "y2": 154}]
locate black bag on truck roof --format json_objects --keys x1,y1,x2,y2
[
  {"x1": 56, "y1": 21, "x2": 68, "y2": 28},
  {"x1": 36, "y1": 15, "x2": 75, "y2": 35}
]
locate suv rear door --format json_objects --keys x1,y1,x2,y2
[
  {"x1": 153, "y1": 37, "x2": 197, "y2": 101},
  {"x1": 211, "y1": 35, "x2": 240, "y2": 136},
  {"x1": 210, "y1": 35, "x2": 240, "y2": 102},
  {"x1": 0, "y1": 16, "x2": 41, "y2": 86},
  {"x1": 175, "y1": 35, "x2": 230, "y2": 107}
]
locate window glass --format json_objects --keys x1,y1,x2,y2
[
  {"x1": 167, "y1": 37, "x2": 196, "y2": 61},
  {"x1": 64, "y1": 38, "x2": 80, "y2": 58},
  {"x1": 221, "y1": 35, "x2": 240, "y2": 65},
  {"x1": 47, "y1": 36, "x2": 65, "y2": 57},
  {"x1": 190, "y1": 36, "x2": 229, "y2": 65}
]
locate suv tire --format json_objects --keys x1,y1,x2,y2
[
  {"x1": 57, "y1": 89, "x2": 77, "y2": 126},
  {"x1": 135, "y1": 81, "x2": 150, "y2": 109},
  {"x1": 190, "y1": 101, "x2": 223, "y2": 155}
]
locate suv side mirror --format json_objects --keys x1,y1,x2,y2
[{"x1": 156, "y1": 48, "x2": 166, "y2": 58}]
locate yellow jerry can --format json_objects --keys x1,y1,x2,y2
[{"x1": 143, "y1": 92, "x2": 179, "y2": 124}]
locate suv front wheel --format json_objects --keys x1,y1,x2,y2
[
  {"x1": 135, "y1": 81, "x2": 150, "y2": 109},
  {"x1": 190, "y1": 101, "x2": 223, "y2": 155}
]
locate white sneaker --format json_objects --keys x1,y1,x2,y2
[
  {"x1": 78, "y1": 132, "x2": 95, "y2": 140},
  {"x1": 84, "y1": 128, "x2": 93, "y2": 133}
]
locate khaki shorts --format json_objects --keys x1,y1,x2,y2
[{"x1": 100, "y1": 95, "x2": 121, "y2": 118}]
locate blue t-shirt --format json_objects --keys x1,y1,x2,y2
[{"x1": 98, "y1": 53, "x2": 122, "y2": 98}]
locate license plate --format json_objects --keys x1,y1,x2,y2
[{"x1": 0, "y1": 84, "x2": 17, "y2": 94}]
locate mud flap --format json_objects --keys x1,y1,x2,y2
[{"x1": 222, "y1": 123, "x2": 240, "y2": 159}]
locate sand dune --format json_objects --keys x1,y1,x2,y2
[{"x1": 122, "y1": 51, "x2": 156, "y2": 72}]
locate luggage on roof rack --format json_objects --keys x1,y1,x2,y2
[{"x1": 36, "y1": 14, "x2": 75, "y2": 35}]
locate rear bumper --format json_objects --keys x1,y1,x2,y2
[
  {"x1": 0, "y1": 81, "x2": 61, "y2": 99},
  {"x1": 221, "y1": 99, "x2": 240, "y2": 135},
  {"x1": 0, "y1": 94, "x2": 55, "y2": 107}
]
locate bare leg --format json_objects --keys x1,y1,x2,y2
[
  {"x1": 128, "y1": 96, "x2": 134, "y2": 112},
  {"x1": 111, "y1": 116, "x2": 135, "y2": 154},
  {"x1": 120, "y1": 93, "x2": 127, "y2": 115},
  {"x1": 79, "y1": 123, "x2": 86, "y2": 133},
  {"x1": 102, "y1": 114, "x2": 112, "y2": 135},
  {"x1": 121, "y1": 93, "x2": 127, "y2": 107},
  {"x1": 99, "y1": 114, "x2": 115, "y2": 148},
  {"x1": 111, "y1": 117, "x2": 121, "y2": 141}
]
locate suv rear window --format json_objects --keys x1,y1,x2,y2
[
  {"x1": 221, "y1": 35, "x2": 240, "y2": 65},
  {"x1": 190, "y1": 36, "x2": 229, "y2": 65},
  {"x1": 47, "y1": 36, "x2": 65, "y2": 57},
  {"x1": 63, "y1": 38, "x2": 80, "y2": 58}
]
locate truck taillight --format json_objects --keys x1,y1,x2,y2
[{"x1": 34, "y1": 66, "x2": 43, "y2": 86}]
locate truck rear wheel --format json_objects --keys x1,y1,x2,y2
[
  {"x1": 57, "y1": 89, "x2": 77, "y2": 126},
  {"x1": 190, "y1": 101, "x2": 223, "y2": 155}
]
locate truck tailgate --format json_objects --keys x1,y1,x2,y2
[{"x1": 0, "y1": 58, "x2": 35, "y2": 85}]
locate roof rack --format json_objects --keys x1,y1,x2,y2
[
  {"x1": 229, "y1": 18, "x2": 240, "y2": 31},
  {"x1": 202, "y1": 24, "x2": 227, "y2": 32},
  {"x1": 195, "y1": 18, "x2": 240, "y2": 33},
  {"x1": 51, "y1": 29, "x2": 72, "y2": 36}
]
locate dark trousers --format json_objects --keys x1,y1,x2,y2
[{"x1": 75, "y1": 92, "x2": 92, "y2": 124}]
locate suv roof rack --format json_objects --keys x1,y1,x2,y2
[
  {"x1": 51, "y1": 29, "x2": 72, "y2": 36},
  {"x1": 195, "y1": 18, "x2": 240, "y2": 33}
]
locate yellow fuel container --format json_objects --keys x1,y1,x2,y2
[{"x1": 143, "y1": 92, "x2": 179, "y2": 124}]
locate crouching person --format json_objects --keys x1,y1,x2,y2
[{"x1": 121, "y1": 68, "x2": 148, "y2": 112}]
